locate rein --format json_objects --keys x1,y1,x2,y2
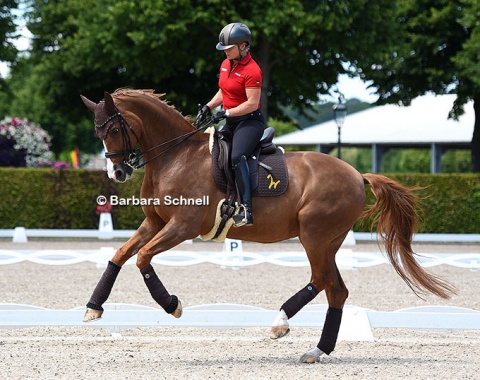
[{"x1": 102, "y1": 108, "x2": 214, "y2": 170}]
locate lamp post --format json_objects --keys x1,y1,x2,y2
[{"x1": 332, "y1": 94, "x2": 348, "y2": 159}]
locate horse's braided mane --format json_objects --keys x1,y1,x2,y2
[{"x1": 112, "y1": 88, "x2": 192, "y2": 122}]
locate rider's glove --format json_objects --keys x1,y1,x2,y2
[
  {"x1": 194, "y1": 104, "x2": 211, "y2": 126},
  {"x1": 212, "y1": 110, "x2": 227, "y2": 124}
]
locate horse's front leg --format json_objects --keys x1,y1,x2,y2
[
  {"x1": 136, "y1": 219, "x2": 197, "y2": 319},
  {"x1": 83, "y1": 218, "x2": 163, "y2": 322}
]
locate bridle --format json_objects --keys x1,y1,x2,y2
[
  {"x1": 98, "y1": 106, "x2": 214, "y2": 170},
  {"x1": 96, "y1": 110, "x2": 138, "y2": 166}
]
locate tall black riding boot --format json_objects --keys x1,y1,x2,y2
[{"x1": 233, "y1": 155, "x2": 254, "y2": 227}]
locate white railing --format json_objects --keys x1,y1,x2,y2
[
  {"x1": 1, "y1": 303, "x2": 479, "y2": 340},
  {"x1": 1, "y1": 245, "x2": 478, "y2": 338},
  {"x1": 1, "y1": 248, "x2": 479, "y2": 270},
  {"x1": 2, "y1": 227, "x2": 480, "y2": 243},
  {"x1": 0, "y1": 227, "x2": 136, "y2": 241}
]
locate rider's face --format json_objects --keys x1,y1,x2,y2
[{"x1": 224, "y1": 43, "x2": 246, "y2": 60}]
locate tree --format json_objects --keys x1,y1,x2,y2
[
  {"x1": 0, "y1": 0, "x2": 19, "y2": 117},
  {"x1": 0, "y1": 0, "x2": 19, "y2": 65},
  {"x1": 358, "y1": 0, "x2": 480, "y2": 172},
  {"x1": 4, "y1": 0, "x2": 402, "y2": 155}
]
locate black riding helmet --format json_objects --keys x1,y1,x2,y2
[{"x1": 216, "y1": 22, "x2": 252, "y2": 51}]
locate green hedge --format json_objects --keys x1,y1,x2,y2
[
  {"x1": 0, "y1": 169, "x2": 479, "y2": 233},
  {"x1": 0, "y1": 168, "x2": 145, "y2": 229},
  {"x1": 356, "y1": 173, "x2": 480, "y2": 233}
]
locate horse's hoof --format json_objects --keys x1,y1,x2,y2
[
  {"x1": 171, "y1": 298, "x2": 183, "y2": 318},
  {"x1": 83, "y1": 308, "x2": 103, "y2": 323},
  {"x1": 269, "y1": 325, "x2": 290, "y2": 340},
  {"x1": 299, "y1": 347, "x2": 323, "y2": 363},
  {"x1": 299, "y1": 353, "x2": 320, "y2": 363}
]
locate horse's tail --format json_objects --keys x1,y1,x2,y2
[{"x1": 361, "y1": 173, "x2": 457, "y2": 300}]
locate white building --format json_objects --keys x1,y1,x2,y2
[{"x1": 273, "y1": 94, "x2": 474, "y2": 173}]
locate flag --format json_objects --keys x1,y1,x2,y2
[{"x1": 70, "y1": 147, "x2": 80, "y2": 168}]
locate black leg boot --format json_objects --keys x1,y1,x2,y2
[{"x1": 233, "y1": 155, "x2": 254, "y2": 227}]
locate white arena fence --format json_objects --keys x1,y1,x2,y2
[
  {"x1": 0, "y1": 247, "x2": 479, "y2": 270},
  {"x1": 1, "y1": 228, "x2": 479, "y2": 337},
  {"x1": 0, "y1": 246, "x2": 479, "y2": 338},
  {"x1": 0, "y1": 227, "x2": 137, "y2": 241},
  {"x1": 0, "y1": 303, "x2": 479, "y2": 341},
  {"x1": 1, "y1": 226, "x2": 480, "y2": 243}
]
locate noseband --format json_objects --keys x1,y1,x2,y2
[{"x1": 99, "y1": 106, "x2": 213, "y2": 170}]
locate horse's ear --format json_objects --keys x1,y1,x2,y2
[
  {"x1": 104, "y1": 91, "x2": 116, "y2": 114},
  {"x1": 80, "y1": 95, "x2": 97, "y2": 113}
]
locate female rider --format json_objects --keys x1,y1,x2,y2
[{"x1": 195, "y1": 22, "x2": 265, "y2": 227}]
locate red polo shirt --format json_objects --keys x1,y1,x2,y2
[{"x1": 218, "y1": 53, "x2": 262, "y2": 110}]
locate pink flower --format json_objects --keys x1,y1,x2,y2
[{"x1": 96, "y1": 201, "x2": 113, "y2": 215}]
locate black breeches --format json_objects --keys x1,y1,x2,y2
[{"x1": 223, "y1": 115, "x2": 265, "y2": 167}]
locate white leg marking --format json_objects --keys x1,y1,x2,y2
[
  {"x1": 270, "y1": 309, "x2": 290, "y2": 339},
  {"x1": 103, "y1": 141, "x2": 115, "y2": 179},
  {"x1": 272, "y1": 309, "x2": 289, "y2": 327},
  {"x1": 299, "y1": 347, "x2": 324, "y2": 363}
]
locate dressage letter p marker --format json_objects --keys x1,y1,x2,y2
[{"x1": 225, "y1": 238, "x2": 243, "y2": 253}]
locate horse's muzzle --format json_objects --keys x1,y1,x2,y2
[{"x1": 113, "y1": 163, "x2": 133, "y2": 182}]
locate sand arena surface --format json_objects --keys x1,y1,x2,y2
[{"x1": 0, "y1": 239, "x2": 479, "y2": 379}]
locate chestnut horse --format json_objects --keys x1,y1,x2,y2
[{"x1": 80, "y1": 89, "x2": 455, "y2": 363}]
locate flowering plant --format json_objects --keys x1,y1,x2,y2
[
  {"x1": 0, "y1": 117, "x2": 53, "y2": 167},
  {"x1": 37, "y1": 161, "x2": 72, "y2": 169},
  {"x1": 96, "y1": 201, "x2": 113, "y2": 215}
]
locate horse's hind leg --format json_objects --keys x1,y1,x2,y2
[
  {"x1": 270, "y1": 232, "x2": 349, "y2": 363},
  {"x1": 270, "y1": 282, "x2": 321, "y2": 339},
  {"x1": 270, "y1": 235, "x2": 331, "y2": 340},
  {"x1": 299, "y1": 264, "x2": 348, "y2": 363}
]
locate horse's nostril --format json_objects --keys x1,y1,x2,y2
[{"x1": 115, "y1": 169, "x2": 124, "y2": 179}]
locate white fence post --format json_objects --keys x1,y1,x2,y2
[
  {"x1": 98, "y1": 213, "x2": 114, "y2": 239},
  {"x1": 12, "y1": 227, "x2": 28, "y2": 243}
]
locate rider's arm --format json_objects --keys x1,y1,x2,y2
[
  {"x1": 226, "y1": 87, "x2": 261, "y2": 117},
  {"x1": 207, "y1": 89, "x2": 223, "y2": 110}
]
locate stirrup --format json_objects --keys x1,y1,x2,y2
[{"x1": 233, "y1": 205, "x2": 253, "y2": 227}]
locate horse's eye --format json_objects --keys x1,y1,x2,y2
[{"x1": 111, "y1": 127, "x2": 120, "y2": 135}]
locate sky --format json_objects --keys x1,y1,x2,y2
[
  {"x1": 0, "y1": 8, "x2": 31, "y2": 79},
  {"x1": 322, "y1": 75, "x2": 378, "y2": 103}
]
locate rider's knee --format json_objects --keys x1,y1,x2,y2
[{"x1": 232, "y1": 153, "x2": 246, "y2": 168}]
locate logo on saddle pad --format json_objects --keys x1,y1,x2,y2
[{"x1": 267, "y1": 174, "x2": 281, "y2": 190}]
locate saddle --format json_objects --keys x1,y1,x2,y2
[
  {"x1": 212, "y1": 127, "x2": 289, "y2": 197},
  {"x1": 205, "y1": 127, "x2": 288, "y2": 240}
]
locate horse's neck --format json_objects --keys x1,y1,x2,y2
[
  {"x1": 123, "y1": 98, "x2": 196, "y2": 152},
  {"x1": 144, "y1": 108, "x2": 194, "y2": 146},
  {"x1": 142, "y1": 131, "x2": 211, "y2": 193},
  {"x1": 127, "y1": 99, "x2": 209, "y2": 169}
]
